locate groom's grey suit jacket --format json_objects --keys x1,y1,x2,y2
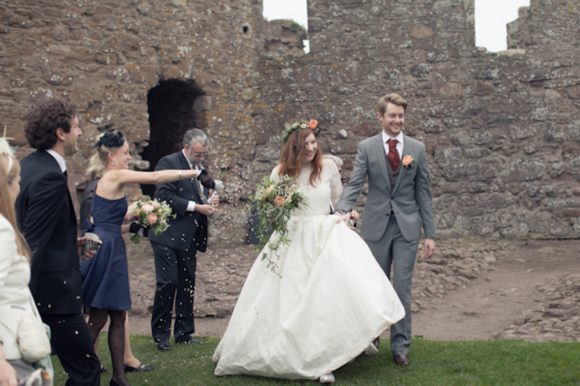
[{"x1": 336, "y1": 133, "x2": 435, "y2": 242}]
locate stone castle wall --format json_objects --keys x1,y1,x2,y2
[{"x1": 1, "y1": 0, "x2": 579, "y2": 246}]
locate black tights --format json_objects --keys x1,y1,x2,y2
[{"x1": 88, "y1": 308, "x2": 130, "y2": 386}]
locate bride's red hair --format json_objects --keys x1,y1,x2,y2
[{"x1": 278, "y1": 128, "x2": 322, "y2": 186}]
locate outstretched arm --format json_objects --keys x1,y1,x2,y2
[
  {"x1": 153, "y1": 157, "x2": 192, "y2": 216},
  {"x1": 335, "y1": 143, "x2": 368, "y2": 213},
  {"x1": 106, "y1": 168, "x2": 200, "y2": 186}
]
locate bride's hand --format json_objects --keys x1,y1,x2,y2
[{"x1": 334, "y1": 212, "x2": 350, "y2": 224}]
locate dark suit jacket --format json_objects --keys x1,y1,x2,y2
[
  {"x1": 15, "y1": 150, "x2": 84, "y2": 315},
  {"x1": 148, "y1": 151, "x2": 209, "y2": 252}
]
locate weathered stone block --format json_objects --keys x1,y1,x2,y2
[{"x1": 410, "y1": 25, "x2": 433, "y2": 39}]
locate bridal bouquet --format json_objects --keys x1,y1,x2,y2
[
  {"x1": 249, "y1": 175, "x2": 306, "y2": 271},
  {"x1": 128, "y1": 197, "x2": 175, "y2": 244}
]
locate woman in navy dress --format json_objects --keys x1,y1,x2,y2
[{"x1": 81, "y1": 130, "x2": 201, "y2": 386}]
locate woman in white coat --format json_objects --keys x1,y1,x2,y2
[{"x1": 0, "y1": 139, "x2": 52, "y2": 386}]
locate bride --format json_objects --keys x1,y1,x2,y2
[{"x1": 213, "y1": 121, "x2": 405, "y2": 383}]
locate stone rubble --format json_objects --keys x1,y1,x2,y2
[
  {"x1": 495, "y1": 273, "x2": 580, "y2": 342},
  {"x1": 127, "y1": 238, "x2": 579, "y2": 342}
]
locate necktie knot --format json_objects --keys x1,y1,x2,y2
[{"x1": 386, "y1": 139, "x2": 400, "y2": 170}]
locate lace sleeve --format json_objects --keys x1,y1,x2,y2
[
  {"x1": 326, "y1": 161, "x2": 343, "y2": 207},
  {"x1": 270, "y1": 165, "x2": 281, "y2": 181}
]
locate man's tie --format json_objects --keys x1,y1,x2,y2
[
  {"x1": 193, "y1": 165, "x2": 207, "y2": 203},
  {"x1": 387, "y1": 139, "x2": 400, "y2": 170}
]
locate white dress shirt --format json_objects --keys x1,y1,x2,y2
[
  {"x1": 382, "y1": 130, "x2": 404, "y2": 158},
  {"x1": 182, "y1": 150, "x2": 199, "y2": 212},
  {"x1": 46, "y1": 149, "x2": 67, "y2": 173}
]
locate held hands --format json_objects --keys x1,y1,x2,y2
[
  {"x1": 334, "y1": 210, "x2": 358, "y2": 225},
  {"x1": 424, "y1": 238, "x2": 435, "y2": 259}
]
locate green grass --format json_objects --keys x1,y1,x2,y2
[{"x1": 53, "y1": 336, "x2": 580, "y2": 385}]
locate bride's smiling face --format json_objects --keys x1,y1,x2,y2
[{"x1": 303, "y1": 132, "x2": 318, "y2": 163}]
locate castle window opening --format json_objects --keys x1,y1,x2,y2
[{"x1": 140, "y1": 79, "x2": 205, "y2": 197}]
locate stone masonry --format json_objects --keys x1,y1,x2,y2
[{"x1": 1, "y1": 0, "x2": 579, "y2": 247}]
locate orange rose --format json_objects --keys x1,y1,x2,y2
[
  {"x1": 402, "y1": 155, "x2": 413, "y2": 167},
  {"x1": 309, "y1": 119, "x2": 318, "y2": 129},
  {"x1": 274, "y1": 196, "x2": 285, "y2": 207},
  {"x1": 147, "y1": 213, "x2": 158, "y2": 225}
]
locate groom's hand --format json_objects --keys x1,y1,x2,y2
[
  {"x1": 424, "y1": 238, "x2": 435, "y2": 259},
  {"x1": 333, "y1": 211, "x2": 350, "y2": 224}
]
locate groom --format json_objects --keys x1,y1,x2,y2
[{"x1": 336, "y1": 93, "x2": 435, "y2": 365}]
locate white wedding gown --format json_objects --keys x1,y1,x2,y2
[{"x1": 213, "y1": 161, "x2": 405, "y2": 380}]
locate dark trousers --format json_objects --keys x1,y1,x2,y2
[
  {"x1": 41, "y1": 312, "x2": 100, "y2": 386},
  {"x1": 150, "y1": 240, "x2": 197, "y2": 343}
]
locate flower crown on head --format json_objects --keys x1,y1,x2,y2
[
  {"x1": 282, "y1": 119, "x2": 320, "y2": 144},
  {"x1": 94, "y1": 129, "x2": 125, "y2": 148}
]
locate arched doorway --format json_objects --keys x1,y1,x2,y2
[{"x1": 140, "y1": 79, "x2": 205, "y2": 197}]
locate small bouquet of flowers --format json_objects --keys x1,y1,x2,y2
[
  {"x1": 128, "y1": 197, "x2": 175, "y2": 244},
  {"x1": 249, "y1": 175, "x2": 306, "y2": 271}
]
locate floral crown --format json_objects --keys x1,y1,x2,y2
[
  {"x1": 282, "y1": 119, "x2": 320, "y2": 144},
  {"x1": 94, "y1": 129, "x2": 125, "y2": 148}
]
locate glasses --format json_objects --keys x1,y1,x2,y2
[{"x1": 193, "y1": 152, "x2": 209, "y2": 158}]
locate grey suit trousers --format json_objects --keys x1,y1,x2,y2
[{"x1": 366, "y1": 216, "x2": 418, "y2": 356}]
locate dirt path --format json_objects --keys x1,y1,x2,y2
[
  {"x1": 413, "y1": 240, "x2": 579, "y2": 340},
  {"x1": 127, "y1": 239, "x2": 580, "y2": 341}
]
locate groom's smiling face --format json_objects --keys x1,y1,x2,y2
[{"x1": 378, "y1": 102, "x2": 405, "y2": 138}]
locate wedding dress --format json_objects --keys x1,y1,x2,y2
[{"x1": 213, "y1": 161, "x2": 405, "y2": 380}]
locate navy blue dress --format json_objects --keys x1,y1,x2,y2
[{"x1": 81, "y1": 193, "x2": 131, "y2": 310}]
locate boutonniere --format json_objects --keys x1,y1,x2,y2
[{"x1": 402, "y1": 155, "x2": 417, "y2": 169}]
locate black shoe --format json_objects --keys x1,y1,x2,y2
[
  {"x1": 156, "y1": 341, "x2": 171, "y2": 351},
  {"x1": 124, "y1": 363, "x2": 154, "y2": 372},
  {"x1": 175, "y1": 335, "x2": 204, "y2": 345},
  {"x1": 394, "y1": 354, "x2": 411, "y2": 366}
]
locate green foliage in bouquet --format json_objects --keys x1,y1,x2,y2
[
  {"x1": 248, "y1": 175, "x2": 306, "y2": 271},
  {"x1": 129, "y1": 197, "x2": 175, "y2": 244}
]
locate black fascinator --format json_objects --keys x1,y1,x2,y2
[{"x1": 94, "y1": 130, "x2": 125, "y2": 148}]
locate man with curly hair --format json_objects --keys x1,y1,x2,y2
[{"x1": 15, "y1": 99, "x2": 101, "y2": 385}]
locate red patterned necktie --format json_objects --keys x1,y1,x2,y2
[{"x1": 387, "y1": 139, "x2": 400, "y2": 170}]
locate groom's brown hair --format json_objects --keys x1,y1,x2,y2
[{"x1": 377, "y1": 93, "x2": 408, "y2": 116}]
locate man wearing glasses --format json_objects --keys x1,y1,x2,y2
[{"x1": 149, "y1": 128, "x2": 219, "y2": 351}]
